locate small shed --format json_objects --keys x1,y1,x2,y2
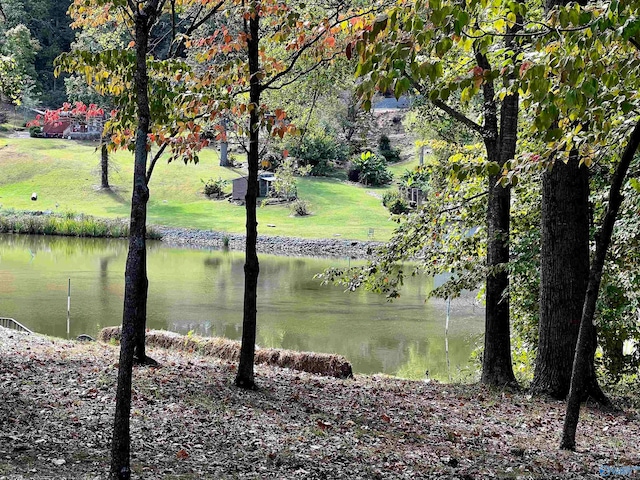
[
  {"x1": 42, "y1": 111, "x2": 105, "y2": 140},
  {"x1": 408, "y1": 187, "x2": 424, "y2": 207},
  {"x1": 232, "y1": 177, "x2": 248, "y2": 201},
  {"x1": 259, "y1": 173, "x2": 275, "y2": 197},
  {"x1": 43, "y1": 117, "x2": 71, "y2": 138},
  {"x1": 231, "y1": 173, "x2": 276, "y2": 201}
]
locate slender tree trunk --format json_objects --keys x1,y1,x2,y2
[
  {"x1": 235, "y1": 8, "x2": 260, "y2": 390},
  {"x1": 561, "y1": 119, "x2": 640, "y2": 450},
  {"x1": 532, "y1": 154, "x2": 589, "y2": 398},
  {"x1": 219, "y1": 118, "x2": 229, "y2": 166},
  {"x1": 110, "y1": 6, "x2": 154, "y2": 478},
  {"x1": 101, "y1": 142, "x2": 110, "y2": 189},
  {"x1": 478, "y1": 47, "x2": 518, "y2": 387},
  {"x1": 481, "y1": 139, "x2": 517, "y2": 387}
]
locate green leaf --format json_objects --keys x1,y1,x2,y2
[
  {"x1": 435, "y1": 38, "x2": 453, "y2": 57},
  {"x1": 395, "y1": 77, "x2": 411, "y2": 98},
  {"x1": 372, "y1": 14, "x2": 389, "y2": 37},
  {"x1": 582, "y1": 77, "x2": 598, "y2": 97}
]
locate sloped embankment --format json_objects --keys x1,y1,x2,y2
[{"x1": 99, "y1": 327, "x2": 353, "y2": 379}]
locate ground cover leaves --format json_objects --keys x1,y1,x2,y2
[{"x1": 0, "y1": 328, "x2": 638, "y2": 479}]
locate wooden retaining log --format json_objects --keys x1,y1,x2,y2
[{"x1": 98, "y1": 326, "x2": 353, "y2": 379}]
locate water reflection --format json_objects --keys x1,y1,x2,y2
[{"x1": 0, "y1": 233, "x2": 484, "y2": 380}]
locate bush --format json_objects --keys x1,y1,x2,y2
[
  {"x1": 272, "y1": 158, "x2": 310, "y2": 201},
  {"x1": 378, "y1": 134, "x2": 402, "y2": 163},
  {"x1": 400, "y1": 165, "x2": 431, "y2": 192},
  {"x1": 0, "y1": 125, "x2": 9, "y2": 132},
  {"x1": 382, "y1": 191, "x2": 410, "y2": 214},
  {"x1": 29, "y1": 125, "x2": 43, "y2": 138},
  {"x1": 347, "y1": 166, "x2": 361, "y2": 182},
  {"x1": 261, "y1": 151, "x2": 281, "y2": 171},
  {"x1": 202, "y1": 177, "x2": 228, "y2": 198},
  {"x1": 288, "y1": 131, "x2": 348, "y2": 176},
  {"x1": 350, "y1": 151, "x2": 393, "y2": 186},
  {"x1": 290, "y1": 199, "x2": 310, "y2": 216}
]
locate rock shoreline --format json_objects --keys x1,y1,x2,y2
[{"x1": 155, "y1": 225, "x2": 383, "y2": 259}]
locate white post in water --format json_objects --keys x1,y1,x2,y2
[
  {"x1": 445, "y1": 296, "x2": 451, "y2": 382},
  {"x1": 67, "y1": 278, "x2": 71, "y2": 337}
]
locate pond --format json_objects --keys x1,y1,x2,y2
[{"x1": 0, "y1": 234, "x2": 484, "y2": 381}]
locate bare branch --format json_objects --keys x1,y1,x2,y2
[
  {"x1": 431, "y1": 99, "x2": 488, "y2": 137},
  {"x1": 264, "y1": 50, "x2": 343, "y2": 91},
  {"x1": 261, "y1": 9, "x2": 373, "y2": 91},
  {"x1": 438, "y1": 191, "x2": 489, "y2": 214}
]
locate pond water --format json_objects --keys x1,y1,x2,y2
[{"x1": 0, "y1": 234, "x2": 484, "y2": 380}]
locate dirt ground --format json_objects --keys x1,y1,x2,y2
[{"x1": 1, "y1": 327, "x2": 638, "y2": 479}]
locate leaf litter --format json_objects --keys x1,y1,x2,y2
[{"x1": 1, "y1": 327, "x2": 638, "y2": 479}]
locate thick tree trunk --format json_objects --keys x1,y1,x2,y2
[
  {"x1": 110, "y1": 7, "x2": 153, "y2": 479},
  {"x1": 101, "y1": 142, "x2": 110, "y2": 189},
  {"x1": 561, "y1": 119, "x2": 640, "y2": 450},
  {"x1": 535, "y1": 0, "x2": 604, "y2": 404},
  {"x1": 235, "y1": 10, "x2": 260, "y2": 390},
  {"x1": 532, "y1": 155, "x2": 590, "y2": 399}
]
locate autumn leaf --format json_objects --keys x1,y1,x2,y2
[
  {"x1": 316, "y1": 419, "x2": 332, "y2": 431},
  {"x1": 176, "y1": 449, "x2": 189, "y2": 459}
]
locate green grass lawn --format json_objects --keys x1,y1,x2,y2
[{"x1": 0, "y1": 137, "x2": 413, "y2": 241}]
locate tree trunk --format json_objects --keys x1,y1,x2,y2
[
  {"x1": 534, "y1": 0, "x2": 604, "y2": 404},
  {"x1": 561, "y1": 119, "x2": 640, "y2": 450},
  {"x1": 532, "y1": 154, "x2": 590, "y2": 399},
  {"x1": 101, "y1": 142, "x2": 110, "y2": 189},
  {"x1": 481, "y1": 135, "x2": 517, "y2": 387},
  {"x1": 219, "y1": 118, "x2": 229, "y2": 166},
  {"x1": 235, "y1": 8, "x2": 260, "y2": 390},
  {"x1": 110, "y1": 7, "x2": 153, "y2": 479},
  {"x1": 219, "y1": 140, "x2": 229, "y2": 166},
  {"x1": 478, "y1": 47, "x2": 518, "y2": 388}
]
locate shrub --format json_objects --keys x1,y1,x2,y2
[
  {"x1": 202, "y1": 177, "x2": 228, "y2": 198},
  {"x1": 351, "y1": 151, "x2": 393, "y2": 186},
  {"x1": 288, "y1": 131, "x2": 348, "y2": 176},
  {"x1": 0, "y1": 125, "x2": 9, "y2": 132},
  {"x1": 290, "y1": 199, "x2": 310, "y2": 216},
  {"x1": 378, "y1": 134, "x2": 402, "y2": 163},
  {"x1": 28, "y1": 125, "x2": 43, "y2": 138},
  {"x1": 382, "y1": 191, "x2": 410, "y2": 214},
  {"x1": 400, "y1": 165, "x2": 431, "y2": 191},
  {"x1": 261, "y1": 151, "x2": 282, "y2": 171},
  {"x1": 272, "y1": 158, "x2": 310, "y2": 201},
  {"x1": 227, "y1": 153, "x2": 239, "y2": 167}
]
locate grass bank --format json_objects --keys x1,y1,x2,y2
[
  {"x1": 0, "y1": 137, "x2": 409, "y2": 241},
  {"x1": 0, "y1": 210, "x2": 161, "y2": 239}
]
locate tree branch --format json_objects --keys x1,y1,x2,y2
[
  {"x1": 438, "y1": 191, "x2": 489, "y2": 214},
  {"x1": 264, "y1": 50, "x2": 343, "y2": 91},
  {"x1": 431, "y1": 99, "x2": 487, "y2": 137},
  {"x1": 261, "y1": 9, "x2": 369, "y2": 91},
  {"x1": 146, "y1": 142, "x2": 169, "y2": 184}
]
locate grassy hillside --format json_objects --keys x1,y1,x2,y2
[{"x1": 0, "y1": 137, "x2": 408, "y2": 240}]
